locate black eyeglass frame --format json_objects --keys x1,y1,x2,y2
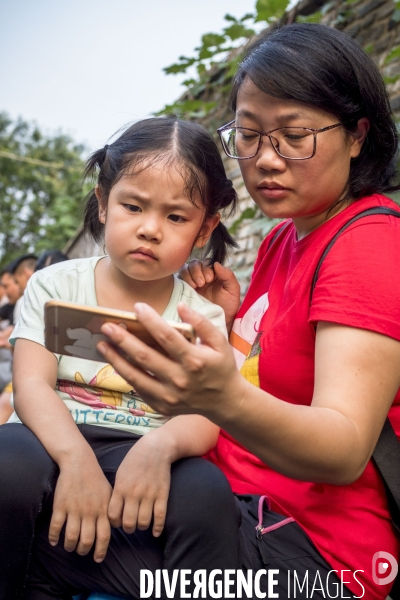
[{"x1": 217, "y1": 120, "x2": 343, "y2": 161}]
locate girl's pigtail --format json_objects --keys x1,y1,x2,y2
[
  {"x1": 83, "y1": 146, "x2": 110, "y2": 242},
  {"x1": 202, "y1": 177, "x2": 238, "y2": 265},
  {"x1": 204, "y1": 222, "x2": 239, "y2": 265}
]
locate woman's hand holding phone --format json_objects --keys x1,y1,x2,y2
[{"x1": 97, "y1": 302, "x2": 246, "y2": 421}]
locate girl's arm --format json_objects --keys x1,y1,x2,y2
[
  {"x1": 98, "y1": 303, "x2": 400, "y2": 485},
  {"x1": 108, "y1": 415, "x2": 219, "y2": 537},
  {"x1": 13, "y1": 338, "x2": 112, "y2": 562}
]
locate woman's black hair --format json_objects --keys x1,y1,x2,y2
[
  {"x1": 84, "y1": 117, "x2": 238, "y2": 265},
  {"x1": 231, "y1": 23, "x2": 399, "y2": 198}
]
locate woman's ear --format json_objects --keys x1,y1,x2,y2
[
  {"x1": 194, "y1": 213, "x2": 221, "y2": 249},
  {"x1": 349, "y1": 117, "x2": 370, "y2": 159},
  {"x1": 95, "y1": 184, "x2": 107, "y2": 224}
]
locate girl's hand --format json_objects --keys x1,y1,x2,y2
[
  {"x1": 108, "y1": 435, "x2": 171, "y2": 537},
  {"x1": 179, "y1": 261, "x2": 241, "y2": 330},
  {"x1": 98, "y1": 302, "x2": 247, "y2": 421},
  {"x1": 49, "y1": 454, "x2": 113, "y2": 563}
]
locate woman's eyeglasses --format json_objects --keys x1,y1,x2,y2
[{"x1": 217, "y1": 120, "x2": 343, "y2": 160}]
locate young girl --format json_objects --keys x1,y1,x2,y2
[{"x1": 0, "y1": 117, "x2": 240, "y2": 600}]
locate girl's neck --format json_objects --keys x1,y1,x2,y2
[{"x1": 94, "y1": 257, "x2": 175, "y2": 315}]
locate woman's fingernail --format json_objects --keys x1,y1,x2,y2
[
  {"x1": 97, "y1": 342, "x2": 107, "y2": 355},
  {"x1": 133, "y1": 302, "x2": 145, "y2": 314},
  {"x1": 102, "y1": 324, "x2": 114, "y2": 335}
]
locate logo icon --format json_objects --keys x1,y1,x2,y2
[{"x1": 372, "y1": 551, "x2": 398, "y2": 586}]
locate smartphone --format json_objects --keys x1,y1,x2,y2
[{"x1": 44, "y1": 300, "x2": 196, "y2": 361}]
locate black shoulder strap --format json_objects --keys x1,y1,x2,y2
[
  {"x1": 311, "y1": 207, "x2": 400, "y2": 297},
  {"x1": 267, "y1": 220, "x2": 291, "y2": 250},
  {"x1": 310, "y1": 206, "x2": 400, "y2": 536}
]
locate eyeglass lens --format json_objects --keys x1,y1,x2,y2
[{"x1": 221, "y1": 127, "x2": 315, "y2": 159}]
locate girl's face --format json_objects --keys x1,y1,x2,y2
[
  {"x1": 96, "y1": 162, "x2": 219, "y2": 284},
  {"x1": 235, "y1": 78, "x2": 368, "y2": 238}
]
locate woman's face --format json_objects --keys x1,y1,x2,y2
[{"x1": 235, "y1": 78, "x2": 367, "y2": 238}]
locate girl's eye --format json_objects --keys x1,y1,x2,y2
[
  {"x1": 124, "y1": 204, "x2": 141, "y2": 213},
  {"x1": 168, "y1": 214, "x2": 187, "y2": 223}
]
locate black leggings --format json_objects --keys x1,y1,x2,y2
[
  {"x1": 0, "y1": 424, "x2": 240, "y2": 600},
  {"x1": 0, "y1": 424, "x2": 354, "y2": 600}
]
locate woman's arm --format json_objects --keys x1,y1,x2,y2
[
  {"x1": 13, "y1": 338, "x2": 112, "y2": 562},
  {"x1": 108, "y1": 415, "x2": 219, "y2": 537},
  {"x1": 98, "y1": 303, "x2": 400, "y2": 485}
]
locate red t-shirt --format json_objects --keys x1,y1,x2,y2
[{"x1": 207, "y1": 194, "x2": 400, "y2": 600}]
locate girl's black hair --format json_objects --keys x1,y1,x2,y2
[
  {"x1": 231, "y1": 23, "x2": 399, "y2": 198},
  {"x1": 84, "y1": 117, "x2": 238, "y2": 265}
]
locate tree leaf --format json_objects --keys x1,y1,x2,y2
[
  {"x1": 229, "y1": 207, "x2": 258, "y2": 235},
  {"x1": 201, "y1": 33, "x2": 226, "y2": 49},
  {"x1": 163, "y1": 57, "x2": 197, "y2": 75},
  {"x1": 198, "y1": 47, "x2": 216, "y2": 60},
  {"x1": 255, "y1": 0, "x2": 290, "y2": 22},
  {"x1": 224, "y1": 23, "x2": 255, "y2": 40},
  {"x1": 224, "y1": 13, "x2": 238, "y2": 22},
  {"x1": 296, "y1": 11, "x2": 321, "y2": 22},
  {"x1": 241, "y1": 12, "x2": 256, "y2": 21},
  {"x1": 385, "y1": 45, "x2": 400, "y2": 65}
]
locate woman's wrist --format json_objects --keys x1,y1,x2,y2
[{"x1": 211, "y1": 372, "x2": 251, "y2": 428}]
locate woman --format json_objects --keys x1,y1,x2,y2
[{"x1": 98, "y1": 23, "x2": 400, "y2": 600}]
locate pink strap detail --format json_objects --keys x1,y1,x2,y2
[
  {"x1": 259, "y1": 517, "x2": 295, "y2": 535},
  {"x1": 255, "y1": 495, "x2": 295, "y2": 537}
]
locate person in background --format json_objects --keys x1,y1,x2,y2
[
  {"x1": 0, "y1": 262, "x2": 21, "y2": 422},
  {"x1": 11, "y1": 255, "x2": 37, "y2": 323},
  {"x1": 0, "y1": 262, "x2": 21, "y2": 324},
  {"x1": 0, "y1": 279, "x2": 8, "y2": 308},
  {"x1": 0, "y1": 252, "x2": 68, "y2": 424},
  {"x1": 0, "y1": 256, "x2": 37, "y2": 423},
  {"x1": 35, "y1": 250, "x2": 69, "y2": 271}
]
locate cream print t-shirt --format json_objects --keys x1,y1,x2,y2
[{"x1": 9, "y1": 256, "x2": 227, "y2": 435}]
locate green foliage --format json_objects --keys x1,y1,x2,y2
[
  {"x1": 255, "y1": 0, "x2": 290, "y2": 22},
  {"x1": 0, "y1": 112, "x2": 88, "y2": 266},
  {"x1": 383, "y1": 75, "x2": 400, "y2": 84},
  {"x1": 158, "y1": 100, "x2": 217, "y2": 119},
  {"x1": 296, "y1": 11, "x2": 322, "y2": 23},
  {"x1": 157, "y1": 9, "x2": 262, "y2": 121},
  {"x1": 385, "y1": 45, "x2": 400, "y2": 65},
  {"x1": 229, "y1": 207, "x2": 258, "y2": 235}
]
